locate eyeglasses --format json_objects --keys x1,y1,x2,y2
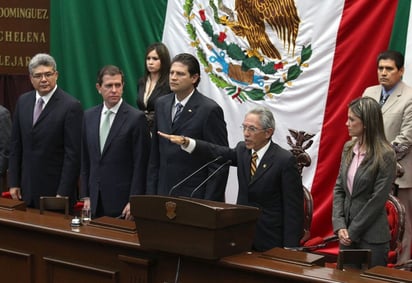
[
  {"x1": 241, "y1": 125, "x2": 266, "y2": 133},
  {"x1": 32, "y1": 71, "x2": 56, "y2": 80}
]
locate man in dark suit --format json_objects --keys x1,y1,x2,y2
[
  {"x1": 8, "y1": 53, "x2": 83, "y2": 208},
  {"x1": 0, "y1": 105, "x2": 11, "y2": 192},
  {"x1": 146, "y1": 53, "x2": 228, "y2": 201},
  {"x1": 159, "y1": 106, "x2": 304, "y2": 251},
  {"x1": 80, "y1": 65, "x2": 150, "y2": 220}
]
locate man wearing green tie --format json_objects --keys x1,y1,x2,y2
[{"x1": 80, "y1": 65, "x2": 150, "y2": 220}]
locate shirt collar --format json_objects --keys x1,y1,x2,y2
[
  {"x1": 174, "y1": 90, "x2": 194, "y2": 107},
  {"x1": 382, "y1": 81, "x2": 400, "y2": 97},
  {"x1": 252, "y1": 140, "x2": 271, "y2": 161},
  {"x1": 352, "y1": 142, "x2": 366, "y2": 156},
  {"x1": 102, "y1": 98, "x2": 123, "y2": 115}
]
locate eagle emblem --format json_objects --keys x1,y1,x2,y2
[
  {"x1": 219, "y1": 0, "x2": 300, "y2": 60},
  {"x1": 183, "y1": 0, "x2": 312, "y2": 102}
]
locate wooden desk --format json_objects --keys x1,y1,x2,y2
[
  {"x1": 362, "y1": 266, "x2": 412, "y2": 282},
  {"x1": 0, "y1": 208, "x2": 393, "y2": 283}
]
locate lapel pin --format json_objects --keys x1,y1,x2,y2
[
  {"x1": 263, "y1": 164, "x2": 267, "y2": 168},
  {"x1": 188, "y1": 109, "x2": 192, "y2": 113}
]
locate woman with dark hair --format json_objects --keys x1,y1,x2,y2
[
  {"x1": 332, "y1": 96, "x2": 397, "y2": 268},
  {"x1": 136, "y1": 42, "x2": 171, "y2": 133}
]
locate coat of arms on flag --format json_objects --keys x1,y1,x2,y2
[{"x1": 182, "y1": 0, "x2": 312, "y2": 102}]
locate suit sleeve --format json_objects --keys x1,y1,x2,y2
[
  {"x1": 0, "y1": 108, "x2": 11, "y2": 176},
  {"x1": 332, "y1": 148, "x2": 348, "y2": 234},
  {"x1": 146, "y1": 101, "x2": 161, "y2": 195},
  {"x1": 202, "y1": 105, "x2": 229, "y2": 201},
  {"x1": 80, "y1": 114, "x2": 90, "y2": 199},
  {"x1": 57, "y1": 100, "x2": 83, "y2": 197},
  {"x1": 392, "y1": 90, "x2": 412, "y2": 148},
  {"x1": 130, "y1": 113, "x2": 151, "y2": 195},
  {"x1": 8, "y1": 99, "x2": 23, "y2": 188}
]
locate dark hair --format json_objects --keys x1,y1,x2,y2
[
  {"x1": 96, "y1": 65, "x2": 124, "y2": 85},
  {"x1": 143, "y1": 42, "x2": 171, "y2": 87},
  {"x1": 171, "y1": 53, "x2": 201, "y2": 87},
  {"x1": 377, "y1": 50, "x2": 404, "y2": 70}
]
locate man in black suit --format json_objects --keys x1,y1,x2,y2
[
  {"x1": 8, "y1": 53, "x2": 83, "y2": 208},
  {"x1": 0, "y1": 105, "x2": 11, "y2": 191},
  {"x1": 146, "y1": 53, "x2": 228, "y2": 201},
  {"x1": 159, "y1": 106, "x2": 304, "y2": 251},
  {"x1": 80, "y1": 65, "x2": 150, "y2": 219}
]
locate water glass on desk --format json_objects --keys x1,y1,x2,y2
[{"x1": 81, "y1": 208, "x2": 91, "y2": 225}]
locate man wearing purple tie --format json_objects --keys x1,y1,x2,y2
[{"x1": 8, "y1": 53, "x2": 83, "y2": 209}]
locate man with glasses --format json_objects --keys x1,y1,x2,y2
[
  {"x1": 8, "y1": 53, "x2": 83, "y2": 209},
  {"x1": 158, "y1": 106, "x2": 303, "y2": 251},
  {"x1": 80, "y1": 65, "x2": 150, "y2": 220}
]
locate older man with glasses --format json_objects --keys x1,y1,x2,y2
[
  {"x1": 8, "y1": 53, "x2": 83, "y2": 210},
  {"x1": 158, "y1": 106, "x2": 304, "y2": 252}
]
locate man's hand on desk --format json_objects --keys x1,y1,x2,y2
[{"x1": 9, "y1": 187, "x2": 21, "y2": 200}]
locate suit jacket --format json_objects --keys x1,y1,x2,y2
[
  {"x1": 332, "y1": 141, "x2": 396, "y2": 244},
  {"x1": 136, "y1": 78, "x2": 171, "y2": 133},
  {"x1": 363, "y1": 81, "x2": 412, "y2": 188},
  {"x1": 136, "y1": 78, "x2": 171, "y2": 112},
  {"x1": 0, "y1": 105, "x2": 12, "y2": 191},
  {"x1": 194, "y1": 140, "x2": 304, "y2": 251},
  {"x1": 146, "y1": 90, "x2": 229, "y2": 201},
  {"x1": 8, "y1": 88, "x2": 83, "y2": 208},
  {"x1": 81, "y1": 101, "x2": 150, "y2": 217}
]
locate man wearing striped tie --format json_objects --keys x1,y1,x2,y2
[{"x1": 158, "y1": 106, "x2": 303, "y2": 252}]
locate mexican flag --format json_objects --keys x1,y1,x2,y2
[{"x1": 51, "y1": 0, "x2": 411, "y2": 238}]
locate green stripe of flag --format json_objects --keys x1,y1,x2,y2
[{"x1": 389, "y1": 0, "x2": 411, "y2": 56}]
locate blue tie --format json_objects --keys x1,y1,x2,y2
[
  {"x1": 380, "y1": 93, "x2": 389, "y2": 106},
  {"x1": 173, "y1": 103, "x2": 183, "y2": 124}
]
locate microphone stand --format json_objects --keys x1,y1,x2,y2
[
  {"x1": 168, "y1": 156, "x2": 222, "y2": 196},
  {"x1": 190, "y1": 160, "x2": 232, "y2": 198}
]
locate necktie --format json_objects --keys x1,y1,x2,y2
[
  {"x1": 250, "y1": 152, "x2": 258, "y2": 177},
  {"x1": 173, "y1": 102, "x2": 183, "y2": 124},
  {"x1": 33, "y1": 98, "x2": 44, "y2": 125},
  {"x1": 379, "y1": 93, "x2": 389, "y2": 106},
  {"x1": 100, "y1": 110, "x2": 113, "y2": 152}
]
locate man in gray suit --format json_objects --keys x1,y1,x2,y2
[
  {"x1": 362, "y1": 50, "x2": 412, "y2": 263},
  {"x1": 0, "y1": 105, "x2": 11, "y2": 191},
  {"x1": 81, "y1": 65, "x2": 150, "y2": 220}
]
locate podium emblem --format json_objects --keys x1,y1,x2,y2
[{"x1": 165, "y1": 201, "x2": 177, "y2": 219}]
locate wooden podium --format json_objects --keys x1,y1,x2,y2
[{"x1": 130, "y1": 195, "x2": 260, "y2": 259}]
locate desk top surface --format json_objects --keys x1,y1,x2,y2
[{"x1": 1, "y1": 204, "x2": 408, "y2": 283}]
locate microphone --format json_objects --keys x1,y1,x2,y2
[
  {"x1": 190, "y1": 160, "x2": 232, "y2": 198},
  {"x1": 169, "y1": 156, "x2": 223, "y2": 196}
]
